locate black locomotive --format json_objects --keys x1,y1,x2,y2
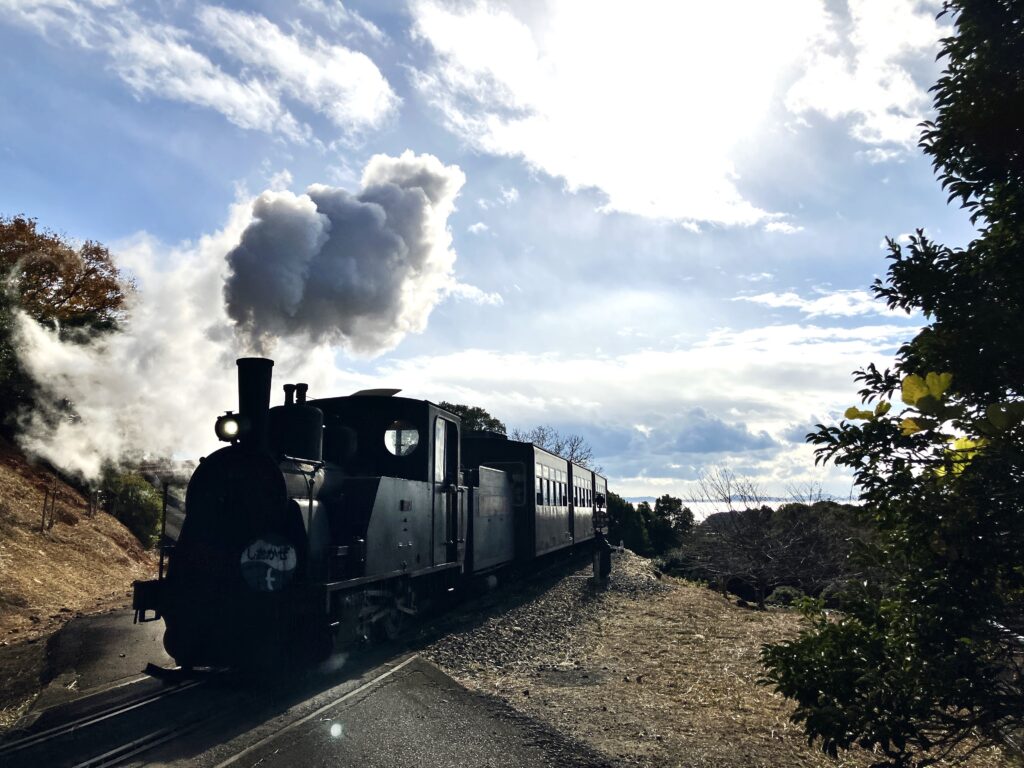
[{"x1": 133, "y1": 357, "x2": 608, "y2": 668}]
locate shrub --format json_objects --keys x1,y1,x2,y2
[
  {"x1": 102, "y1": 471, "x2": 161, "y2": 547},
  {"x1": 766, "y1": 585, "x2": 804, "y2": 607}
]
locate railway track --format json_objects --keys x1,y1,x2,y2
[{"x1": 0, "y1": 677, "x2": 211, "y2": 768}]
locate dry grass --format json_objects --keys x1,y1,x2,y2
[
  {"x1": 431, "y1": 551, "x2": 1011, "y2": 768},
  {"x1": 0, "y1": 436, "x2": 157, "y2": 715}
]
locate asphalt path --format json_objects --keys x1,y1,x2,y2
[{"x1": 188, "y1": 655, "x2": 609, "y2": 768}]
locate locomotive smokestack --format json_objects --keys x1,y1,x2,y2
[
  {"x1": 295, "y1": 383, "x2": 308, "y2": 405},
  {"x1": 236, "y1": 357, "x2": 273, "y2": 450},
  {"x1": 283, "y1": 383, "x2": 296, "y2": 406}
]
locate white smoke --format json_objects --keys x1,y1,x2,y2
[
  {"x1": 225, "y1": 150, "x2": 466, "y2": 353},
  {"x1": 13, "y1": 151, "x2": 466, "y2": 479}
]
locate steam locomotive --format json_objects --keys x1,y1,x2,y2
[{"x1": 133, "y1": 358, "x2": 608, "y2": 668}]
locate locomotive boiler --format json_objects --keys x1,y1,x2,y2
[{"x1": 133, "y1": 357, "x2": 607, "y2": 668}]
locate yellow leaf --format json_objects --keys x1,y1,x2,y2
[
  {"x1": 947, "y1": 437, "x2": 985, "y2": 475},
  {"x1": 901, "y1": 418, "x2": 922, "y2": 436},
  {"x1": 844, "y1": 406, "x2": 873, "y2": 420},
  {"x1": 874, "y1": 401, "x2": 892, "y2": 417},
  {"x1": 926, "y1": 372, "x2": 953, "y2": 398},
  {"x1": 901, "y1": 375, "x2": 928, "y2": 406}
]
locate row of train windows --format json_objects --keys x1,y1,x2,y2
[{"x1": 535, "y1": 463, "x2": 594, "y2": 508}]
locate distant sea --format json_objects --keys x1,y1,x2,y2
[{"x1": 623, "y1": 497, "x2": 859, "y2": 521}]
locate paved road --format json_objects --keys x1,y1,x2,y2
[{"x1": 200, "y1": 656, "x2": 608, "y2": 768}]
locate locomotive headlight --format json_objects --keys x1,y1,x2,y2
[{"x1": 215, "y1": 412, "x2": 242, "y2": 442}]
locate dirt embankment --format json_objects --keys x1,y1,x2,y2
[
  {"x1": 0, "y1": 437, "x2": 157, "y2": 722},
  {"x1": 425, "y1": 551, "x2": 1011, "y2": 768}
]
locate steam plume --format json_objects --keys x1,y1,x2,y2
[
  {"x1": 13, "y1": 151, "x2": 466, "y2": 479},
  {"x1": 225, "y1": 150, "x2": 465, "y2": 353}
]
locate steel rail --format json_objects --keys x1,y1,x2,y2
[{"x1": 0, "y1": 679, "x2": 203, "y2": 758}]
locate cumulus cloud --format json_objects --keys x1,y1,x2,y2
[
  {"x1": 734, "y1": 289, "x2": 900, "y2": 318},
  {"x1": 0, "y1": 1, "x2": 396, "y2": 140},
  {"x1": 468, "y1": 221, "x2": 489, "y2": 234},
  {"x1": 224, "y1": 151, "x2": 466, "y2": 354},
  {"x1": 410, "y1": 0, "x2": 946, "y2": 226}
]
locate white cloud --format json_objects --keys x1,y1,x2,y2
[
  {"x1": 197, "y1": 6, "x2": 398, "y2": 134},
  {"x1": 763, "y1": 221, "x2": 804, "y2": 234},
  {"x1": 445, "y1": 282, "x2": 503, "y2": 305},
  {"x1": 734, "y1": 289, "x2": 901, "y2": 318},
  {"x1": 112, "y1": 22, "x2": 309, "y2": 140},
  {"x1": 468, "y1": 221, "x2": 489, "y2": 234},
  {"x1": 786, "y1": 0, "x2": 946, "y2": 147},
  {"x1": 299, "y1": 0, "x2": 387, "y2": 43},
  {"x1": 410, "y1": 0, "x2": 946, "y2": 226},
  {"x1": 0, "y1": 1, "x2": 396, "y2": 141},
  {"x1": 410, "y1": 0, "x2": 831, "y2": 226}
]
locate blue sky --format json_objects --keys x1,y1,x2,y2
[{"x1": 1, "y1": 1, "x2": 979, "y2": 497}]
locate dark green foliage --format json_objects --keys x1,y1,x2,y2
[
  {"x1": 765, "y1": 585, "x2": 804, "y2": 607},
  {"x1": 606, "y1": 492, "x2": 693, "y2": 556},
  {"x1": 437, "y1": 402, "x2": 507, "y2": 434},
  {"x1": 649, "y1": 493, "x2": 694, "y2": 553},
  {"x1": 607, "y1": 492, "x2": 650, "y2": 554},
  {"x1": 101, "y1": 470, "x2": 161, "y2": 548},
  {"x1": 0, "y1": 291, "x2": 36, "y2": 435},
  {"x1": 762, "y1": 4, "x2": 1024, "y2": 764}
]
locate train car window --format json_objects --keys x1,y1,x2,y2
[
  {"x1": 434, "y1": 417, "x2": 446, "y2": 482},
  {"x1": 536, "y1": 475, "x2": 543, "y2": 505},
  {"x1": 561, "y1": 483, "x2": 567, "y2": 507},
  {"x1": 384, "y1": 420, "x2": 419, "y2": 456}
]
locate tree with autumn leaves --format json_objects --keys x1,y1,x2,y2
[
  {"x1": 762, "y1": 3, "x2": 1024, "y2": 765},
  {"x1": 0, "y1": 214, "x2": 131, "y2": 432}
]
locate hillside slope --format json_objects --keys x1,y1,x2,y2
[{"x1": 0, "y1": 437, "x2": 156, "y2": 718}]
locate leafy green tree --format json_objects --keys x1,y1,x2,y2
[
  {"x1": 762, "y1": 4, "x2": 1024, "y2": 764},
  {"x1": 648, "y1": 493, "x2": 694, "y2": 554},
  {"x1": 101, "y1": 470, "x2": 162, "y2": 547},
  {"x1": 607, "y1": 490, "x2": 651, "y2": 554},
  {"x1": 437, "y1": 401, "x2": 507, "y2": 434}
]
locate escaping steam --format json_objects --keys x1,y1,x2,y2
[
  {"x1": 225, "y1": 151, "x2": 466, "y2": 353},
  {"x1": 13, "y1": 151, "x2": 469, "y2": 479}
]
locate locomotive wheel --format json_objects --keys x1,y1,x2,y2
[{"x1": 356, "y1": 582, "x2": 416, "y2": 642}]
